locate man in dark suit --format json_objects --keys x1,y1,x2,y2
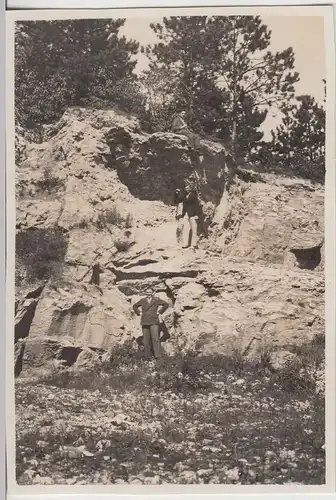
[{"x1": 133, "y1": 289, "x2": 170, "y2": 359}]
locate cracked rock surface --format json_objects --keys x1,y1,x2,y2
[{"x1": 15, "y1": 107, "x2": 324, "y2": 374}]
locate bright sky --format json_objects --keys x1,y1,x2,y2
[{"x1": 120, "y1": 15, "x2": 326, "y2": 140}]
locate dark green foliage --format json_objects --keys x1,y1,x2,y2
[
  {"x1": 35, "y1": 166, "x2": 65, "y2": 194},
  {"x1": 275, "y1": 95, "x2": 325, "y2": 158},
  {"x1": 259, "y1": 94, "x2": 326, "y2": 183},
  {"x1": 144, "y1": 16, "x2": 299, "y2": 158},
  {"x1": 16, "y1": 227, "x2": 69, "y2": 282},
  {"x1": 15, "y1": 19, "x2": 139, "y2": 129},
  {"x1": 139, "y1": 67, "x2": 179, "y2": 132},
  {"x1": 96, "y1": 206, "x2": 133, "y2": 230},
  {"x1": 80, "y1": 77, "x2": 147, "y2": 119}
]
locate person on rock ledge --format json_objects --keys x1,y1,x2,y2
[
  {"x1": 171, "y1": 110, "x2": 201, "y2": 151},
  {"x1": 133, "y1": 289, "x2": 170, "y2": 359}
]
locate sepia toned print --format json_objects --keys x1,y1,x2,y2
[{"x1": 10, "y1": 8, "x2": 331, "y2": 489}]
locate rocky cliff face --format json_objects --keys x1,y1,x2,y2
[{"x1": 15, "y1": 107, "x2": 325, "y2": 375}]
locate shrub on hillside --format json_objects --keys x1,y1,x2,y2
[
  {"x1": 289, "y1": 156, "x2": 325, "y2": 184},
  {"x1": 15, "y1": 20, "x2": 140, "y2": 129},
  {"x1": 97, "y1": 206, "x2": 133, "y2": 230},
  {"x1": 35, "y1": 166, "x2": 65, "y2": 194},
  {"x1": 16, "y1": 226, "x2": 69, "y2": 283},
  {"x1": 113, "y1": 234, "x2": 135, "y2": 252},
  {"x1": 273, "y1": 334, "x2": 325, "y2": 394}
]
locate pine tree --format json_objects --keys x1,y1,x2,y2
[
  {"x1": 15, "y1": 19, "x2": 139, "y2": 128},
  {"x1": 272, "y1": 96, "x2": 325, "y2": 162},
  {"x1": 211, "y1": 16, "x2": 299, "y2": 157},
  {"x1": 145, "y1": 16, "x2": 300, "y2": 159},
  {"x1": 270, "y1": 102, "x2": 296, "y2": 167},
  {"x1": 270, "y1": 94, "x2": 325, "y2": 182},
  {"x1": 139, "y1": 66, "x2": 179, "y2": 132},
  {"x1": 291, "y1": 95, "x2": 325, "y2": 162},
  {"x1": 143, "y1": 16, "x2": 225, "y2": 133}
]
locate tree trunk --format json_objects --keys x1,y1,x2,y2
[
  {"x1": 227, "y1": 18, "x2": 238, "y2": 191},
  {"x1": 232, "y1": 18, "x2": 237, "y2": 159}
]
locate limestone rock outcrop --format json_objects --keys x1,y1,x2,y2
[{"x1": 14, "y1": 107, "x2": 324, "y2": 374}]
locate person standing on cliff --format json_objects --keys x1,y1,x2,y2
[
  {"x1": 174, "y1": 188, "x2": 185, "y2": 245},
  {"x1": 133, "y1": 289, "x2": 170, "y2": 359},
  {"x1": 181, "y1": 182, "x2": 202, "y2": 250}
]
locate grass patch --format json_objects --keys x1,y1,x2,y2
[
  {"x1": 35, "y1": 166, "x2": 65, "y2": 194},
  {"x1": 15, "y1": 226, "x2": 69, "y2": 284},
  {"x1": 15, "y1": 340, "x2": 325, "y2": 486},
  {"x1": 97, "y1": 206, "x2": 133, "y2": 230}
]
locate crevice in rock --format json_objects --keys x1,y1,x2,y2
[
  {"x1": 116, "y1": 277, "x2": 162, "y2": 296},
  {"x1": 307, "y1": 316, "x2": 317, "y2": 327},
  {"x1": 110, "y1": 267, "x2": 201, "y2": 282},
  {"x1": 15, "y1": 340, "x2": 26, "y2": 377},
  {"x1": 117, "y1": 284, "x2": 139, "y2": 296},
  {"x1": 109, "y1": 250, "x2": 149, "y2": 268},
  {"x1": 14, "y1": 298, "x2": 39, "y2": 343},
  {"x1": 198, "y1": 280, "x2": 221, "y2": 297},
  {"x1": 25, "y1": 284, "x2": 45, "y2": 300},
  {"x1": 290, "y1": 243, "x2": 322, "y2": 271},
  {"x1": 68, "y1": 302, "x2": 90, "y2": 315},
  {"x1": 165, "y1": 283, "x2": 177, "y2": 305},
  {"x1": 123, "y1": 259, "x2": 159, "y2": 270},
  {"x1": 15, "y1": 289, "x2": 44, "y2": 348}
]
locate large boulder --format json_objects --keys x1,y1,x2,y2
[
  {"x1": 173, "y1": 263, "x2": 324, "y2": 356},
  {"x1": 26, "y1": 284, "x2": 139, "y2": 350},
  {"x1": 212, "y1": 173, "x2": 324, "y2": 271},
  {"x1": 269, "y1": 349, "x2": 297, "y2": 371},
  {"x1": 74, "y1": 347, "x2": 101, "y2": 370},
  {"x1": 22, "y1": 337, "x2": 80, "y2": 372},
  {"x1": 215, "y1": 174, "x2": 324, "y2": 285}
]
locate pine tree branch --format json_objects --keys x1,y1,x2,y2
[
  {"x1": 243, "y1": 75, "x2": 268, "y2": 94},
  {"x1": 240, "y1": 61, "x2": 269, "y2": 77}
]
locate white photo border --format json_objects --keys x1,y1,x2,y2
[{"x1": 5, "y1": 3, "x2": 336, "y2": 498}]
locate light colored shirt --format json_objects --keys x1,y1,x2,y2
[{"x1": 172, "y1": 115, "x2": 188, "y2": 133}]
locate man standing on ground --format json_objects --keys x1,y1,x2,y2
[{"x1": 133, "y1": 289, "x2": 170, "y2": 359}]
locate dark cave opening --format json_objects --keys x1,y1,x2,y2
[
  {"x1": 56, "y1": 346, "x2": 83, "y2": 367},
  {"x1": 290, "y1": 244, "x2": 322, "y2": 271}
]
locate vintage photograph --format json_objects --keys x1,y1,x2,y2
[{"x1": 11, "y1": 7, "x2": 328, "y2": 488}]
